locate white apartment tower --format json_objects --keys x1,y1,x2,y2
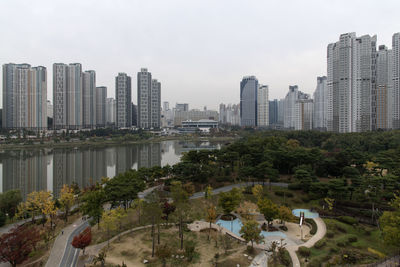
[
  {"x1": 313, "y1": 76, "x2": 328, "y2": 130},
  {"x1": 2, "y1": 63, "x2": 47, "y2": 129},
  {"x1": 257, "y1": 84, "x2": 269, "y2": 126},
  {"x1": 115, "y1": 73, "x2": 132, "y2": 128},
  {"x1": 376, "y1": 45, "x2": 393, "y2": 129},
  {"x1": 82, "y1": 70, "x2": 96, "y2": 128},
  {"x1": 392, "y1": 33, "x2": 400, "y2": 129},
  {"x1": 327, "y1": 33, "x2": 377, "y2": 133},
  {"x1": 96, "y1": 86, "x2": 107, "y2": 127},
  {"x1": 137, "y1": 68, "x2": 161, "y2": 129}
]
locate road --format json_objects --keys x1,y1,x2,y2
[
  {"x1": 59, "y1": 221, "x2": 89, "y2": 267},
  {"x1": 190, "y1": 181, "x2": 288, "y2": 199}
]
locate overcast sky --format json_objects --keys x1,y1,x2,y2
[{"x1": 1, "y1": 0, "x2": 400, "y2": 110}]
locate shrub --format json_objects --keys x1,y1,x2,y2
[
  {"x1": 335, "y1": 224, "x2": 347, "y2": 233},
  {"x1": 275, "y1": 190, "x2": 285, "y2": 196},
  {"x1": 0, "y1": 211, "x2": 6, "y2": 227},
  {"x1": 347, "y1": 235, "x2": 358, "y2": 243},
  {"x1": 286, "y1": 192, "x2": 294, "y2": 198},
  {"x1": 329, "y1": 247, "x2": 339, "y2": 253},
  {"x1": 288, "y1": 183, "x2": 302, "y2": 190},
  {"x1": 301, "y1": 196, "x2": 310, "y2": 203},
  {"x1": 338, "y1": 216, "x2": 357, "y2": 225},
  {"x1": 279, "y1": 225, "x2": 288, "y2": 231},
  {"x1": 184, "y1": 240, "x2": 197, "y2": 262},
  {"x1": 278, "y1": 249, "x2": 291, "y2": 266},
  {"x1": 305, "y1": 218, "x2": 317, "y2": 235},
  {"x1": 298, "y1": 246, "x2": 311, "y2": 258},
  {"x1": 326, "y1": 231, "x2": 334, "y2": 238},
  {"x1": 308, "y1": 259, "x2": 322, "y2": 267},
  {"x1": 336, "y1": 237, "x2": 349, "y2": 247},
  {"x1": 314, "y1": 239, "x2": 326, "y2": 249}
]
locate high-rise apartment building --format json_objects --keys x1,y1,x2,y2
[
  {"x1": 53, "y1": 63, "x2": 68, "y2": 128},
  {"x1": 53, "y1": 63, "x2": 100, "y2": 129},
  {"x1": 82, "y1": 70, "x2": 96, "y2": 128},
  {"x1": 67, "y1": 63, "x2": 83, "y2": 128},
  {"x1": 376, "y1": 45, "x2": 393, "y2": 129},
  {"x1": 2, "y1": 63, "x2": 47, "y2": 129},
  {"x1": 257, "y1": 85, "x2": 269, "y2": 127},
  {"x1": 115, "y1": 73, "x2": 132, "y2": 128},
  {"x1": 96, "y1": 86, "x2": 106, "y2": 127},
  {"x1": 175, "y1": 103, "x2": 189, "y2": 112},
  {"x1": 269, "y1": 100, "x2": 278, "y2": 125},
  {"x1": 284, "y1": 85, "x2": 309, "y2": 129},
  {"x1": 240, "y1": 76, "x2": 258, "y2": 127},
  {"x1": 313, "y1": 76, "x2": 328, "y2": 130},
  {"x1": 295, "y1": 99, "x2": 313, "y2": 130},
  {"x1": 327, "y1": 33, "x2": 377, "y2": 133},
  {"x1": 392, "y1": 33, "x2": 400, "y2": 129},
  {"x1": 106, "y1": 98, "x2": 116, "y2": 125},
  {"x1": 137, "y1": 68, "x2": 161, "y2": 129},
  {"x1": 150, "y1": 79, "x2": 161, "y2": 128}
]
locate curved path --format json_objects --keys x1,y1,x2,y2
[
  {"x1": 286, "y1": 217, "x2": 326, "y2": 267},
  {"x1": 46, "y1": 181, "x2": 289, "y2": 267}
]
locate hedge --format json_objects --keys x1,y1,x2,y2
[{"x1": 305, "y1": 218, "x2": 318, "y2": 235}]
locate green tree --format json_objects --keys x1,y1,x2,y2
[
  {"x1": 144, "y1": 193, "x2": 163, "y2": 257},
  {"x1": 257, "y1": 198, "x2": 279, "y2": 230},
  {"x1": 81, "y1": 187, "x2": 105, "y2": 229},
  {"x1": 0, "y1": 190, "x2": 22, "y2": 220},
  {"x1": 239, "y1": 220, "x2": 263, "y2": 248},
  {"x1": 171, "y1": 181, "x2": 190, "y2": 250},
  {"x1": 380, "y1": 194, "x2": 400, "y2": 247},
  {"x1": 104, "y1": 171, "x2": 145, "y2": 209},
  {"x1": 277, "y1": 205, "x2": 294, "y2": 225},
  {"x1": 218, "y1": 188, "x2": 242, "y2": 214}
]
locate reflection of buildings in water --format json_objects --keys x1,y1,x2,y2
[
  {"x1": 173, "y1": 141, "x2": 218, "y2": 155},
  {"x1": 52, "y1": 148, "x2": 107, "y2": 197},
  {"x1": 2, "y1": 150, "x2": 47, "y2": 200},
  {"x1": 115, "y1": 146, "x2": 134, "y2": 175},
  {"x1": 161, "y1": 141, "x2": 170, "y2": 154},
  {"x1": 105, "y1": 147, "x2": 116, "y2": 167},
  {"x1": 137, "y1": 143, "x2": 161, "y2": 169}
]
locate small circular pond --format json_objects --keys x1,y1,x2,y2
[{"x1": 292, "y1": 209, "x2": 319, "y2": 218}]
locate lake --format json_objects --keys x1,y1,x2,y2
[{"x1": 0, "y1": 140, "x2": 225, "y2": 199}]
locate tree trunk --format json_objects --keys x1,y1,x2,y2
[
  {"x1": 157, "y1": 222, "x2": 160, "y2": 245},
  {"x1": 98, "y1": 217, "x2": 100, "y2": 229},
  {"x1": 180, "y1": 215, "x2": 183, "y2": 250},
  {"x1": 208, "y1": 221, "x2": 211, "y2": 241},
  {"x1": 152, "y1": 216, "x2": 155, "y2": 257}
]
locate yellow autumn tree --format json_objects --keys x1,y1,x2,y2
[
  {"x1": 252, "y1": 185, "x2": 263, "y2": 200},
  {"x1": 59, "y1": 184, "x2": 75, "y2": 222},
  {"x1": 236, "y1": 201, "x2": 258, "y2": 221},
  {"x1": 17, "y1": 191, "x2": 57, "y2": 223}
]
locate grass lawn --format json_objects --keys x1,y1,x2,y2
[
  {"x1": 93, "y1": 226, "x2": 258, "y2": 267},
  {"x1": 297, "y1": 218, "x2": 398, "y2": 266}
]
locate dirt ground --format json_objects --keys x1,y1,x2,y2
[{"x1": 104, "y1": 227, "x2": 257, "y2": 267}]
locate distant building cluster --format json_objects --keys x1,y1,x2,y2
[
  {"x1": 239, "y1": 32, "x2": 400, "y2": 132},
  {"x1": 2, "y1": 64, "x2": 162, "y2": 130}
]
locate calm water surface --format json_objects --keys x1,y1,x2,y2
[{"x1": 0, "y1": 140, "x2": 224, "y2": 199}]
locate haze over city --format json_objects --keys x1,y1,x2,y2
[{"x1": 1, "y1": 0, "x2": 400, "y2": 110}]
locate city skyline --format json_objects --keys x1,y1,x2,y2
[{"x1": 1, "y1": 0, "x2": 400, "y2": 110}]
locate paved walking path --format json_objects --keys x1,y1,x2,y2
[
  {"x1": 285, "y1": 217, "x2": 326, "y2": 267},
  {"x1": 45, "y1": 218, "x2": 88, "y2": 267}
]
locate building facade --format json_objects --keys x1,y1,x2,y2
[
  {"x1": 240, "y1": 76, "x2": 258, "y2": 127},
  {"x1": 137, "y1": 68, "x2": 161, "y2": 129},
  {"x1": 327, "y1": 33, "x2": 377, "y2": 133},
  {"x1": 313, "y1": 76, "x2": 328, "y2": 130},
  {"x1": 96, "y1": 86, "x2": 107, "y2": 127},
  {"x1": 257, "y1": 84, "x2": 269, "y2": 127},
  {"x1": 2, "y1": 63, "x2": 47, "y2": 129},
  {"x1": 82, "y1": 70, "x2": 96, "y2": 128},
  {"x1": 115, "y1": 73, "x2": 132, "y2": 128}
]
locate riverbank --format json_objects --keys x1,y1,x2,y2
[{"x1": 0, "y1": 135, "x2": 238, "y2": 151}]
